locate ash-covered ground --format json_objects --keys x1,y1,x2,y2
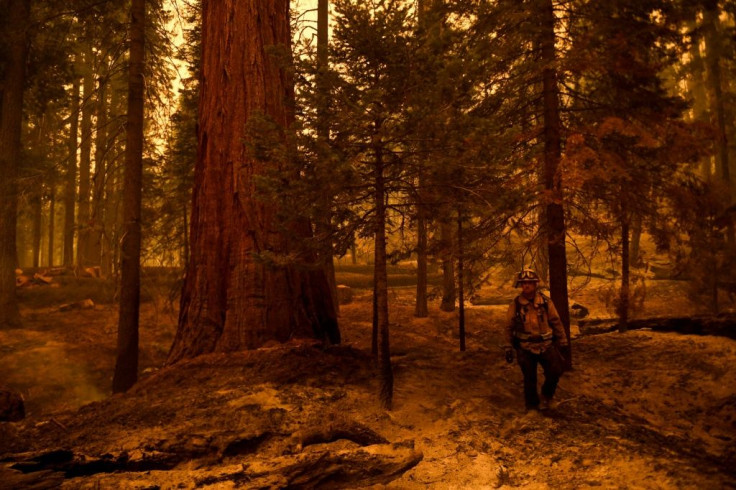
[{"x1": 0, "y1": 278, "x2": 734, "y2": 488}]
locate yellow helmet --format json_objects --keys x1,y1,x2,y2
[{"x1": 514, "y1": 269, "x2": 540, "y2": 288}]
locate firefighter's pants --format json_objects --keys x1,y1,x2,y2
[{"x1": 516, "y1": 346, "x2": 564, "y2": 409}]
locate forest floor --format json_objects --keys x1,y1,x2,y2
[{"x1": 0, "y1": 272, "x2": 735, "y2": 488}]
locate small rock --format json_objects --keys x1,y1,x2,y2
[{"x1": 0, "y1": 389, "x2": 25, "y2": 422}]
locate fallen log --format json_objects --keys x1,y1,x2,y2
[
  {"x1": 4, "y1": 440, "x2": 422, "y2": 489},
  {"x1": 32, "y1": 273, "x2": 53, "y2": 285},
  {"x1": 78, "y1": 266, "x2": 101, "y2": 278},
  {"x1": 578, "y1": 315, "x2": 736, "y2": 340},
  {"x1": 293, "y1": 419, "x2": 389, "y2": 450},
  {"x1": 58, "y1": 299, "x2": 95, "y2": 312},
  {"x1": 42, "y1": 268, "x2": 70, "y2": 277},
  {"x1": 198, "y1": 443, "x2": 423, "y2": 489}
]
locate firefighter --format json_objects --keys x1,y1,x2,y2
[{"x1": 505, "y1": 269, "x2": 568, "y2": 411}]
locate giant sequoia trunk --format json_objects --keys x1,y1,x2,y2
[
  {"x1": 540, "y1": 0, "x2": 571, "y2": 369},
  {"x1": 0, "y1": 0, "x2": 29, "y2": 328},
  {"x1": 168, "y1": 0, "x2": 339, "y2": 363}
]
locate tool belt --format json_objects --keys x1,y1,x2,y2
[{"x1": 513, "y1": 331, "x2": 554, "y2": 343}]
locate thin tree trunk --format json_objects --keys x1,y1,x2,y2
[
  {"x1": 76, "y1": 46, "x2": 95, "y2": 268},
  {"x1": 440, "y1": 220, "x2": 455, "y2": 311},
  {"x1": 630, "y1": 213, "x2": 642, "y2": 267},
  {"x1": 168, "y1": 0, "x2": 339, "y2": 362},
  {"x1": 316, "y1": 0, "x2": 338, "y2": 316},
  {"x1": 688, "y1": 21, "x2": 711, "y2": 179},
  {"x1": 48, "y1": 189, "x2": 55, "y2": 267},
  {"x1": 113, "y1": 0, "x2": 146, "y2": 393},
  {"x1": 91, "y1": 74, "x2": 108, "y2": 269},
  {"x1": 414, "y1": 0, "x2": 428, "y2": 320},
  {"x1": 374, "y1": 134, "x2": 393, "y2": 410},
  {"x1": 414, "y1": 186, "x2": 428, "y2": 317},
  {"x1": 704, "y1": 0, "x2": 733, "y2": 247},
  {"x1": 710, "y1": 248, "x2": 719, "y2": 314},
  {"x1": 102, "y1": 83, "x2": 121, "y2": 278},
  {"x1": 541, "y1": 0, "x2": 571, "y2": 369},
  {"x1": 372, "y1": 266, "x2": 378, "y2": 359},
  {"x1": 618, "y1": 212, "x2": 630, "y2": 333},
  {"x1": 64, "y1": 77, "x2": 80, "y2": 268},
  {"x1": 32, "y1": 194, "x2": 42, "y2": 269},
  {"x1": 0, "y1": 0, "x2": 29, "y2": 328},
  {"x1": 181, "y1": 201, "x2": 189, "y2": 267},
  {"x1": 457, "y1": 211, "x2": 465, "y2": 352}
]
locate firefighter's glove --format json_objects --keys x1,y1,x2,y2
[{"x1": 504, "y1": 346, "x2": 514, "y2": 364}]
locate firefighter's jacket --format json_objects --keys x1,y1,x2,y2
[{"x1": 505, "y1": 293, "x2": 568, "y2": 354}]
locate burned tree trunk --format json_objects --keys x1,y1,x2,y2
[
  {"x1": 168, "y1": 0, "x2": 339, "y2": 363},
  {"x1": 0, "y1": 0, "x2": 29, "y2": 328}
]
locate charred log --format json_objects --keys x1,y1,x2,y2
[{"x1": 578, "y1": 315, "x2": 736, "y2": 339}]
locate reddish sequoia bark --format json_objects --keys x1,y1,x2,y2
[{"x1": 168, "y1": 0, "x2": 339, "y2": 363}]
